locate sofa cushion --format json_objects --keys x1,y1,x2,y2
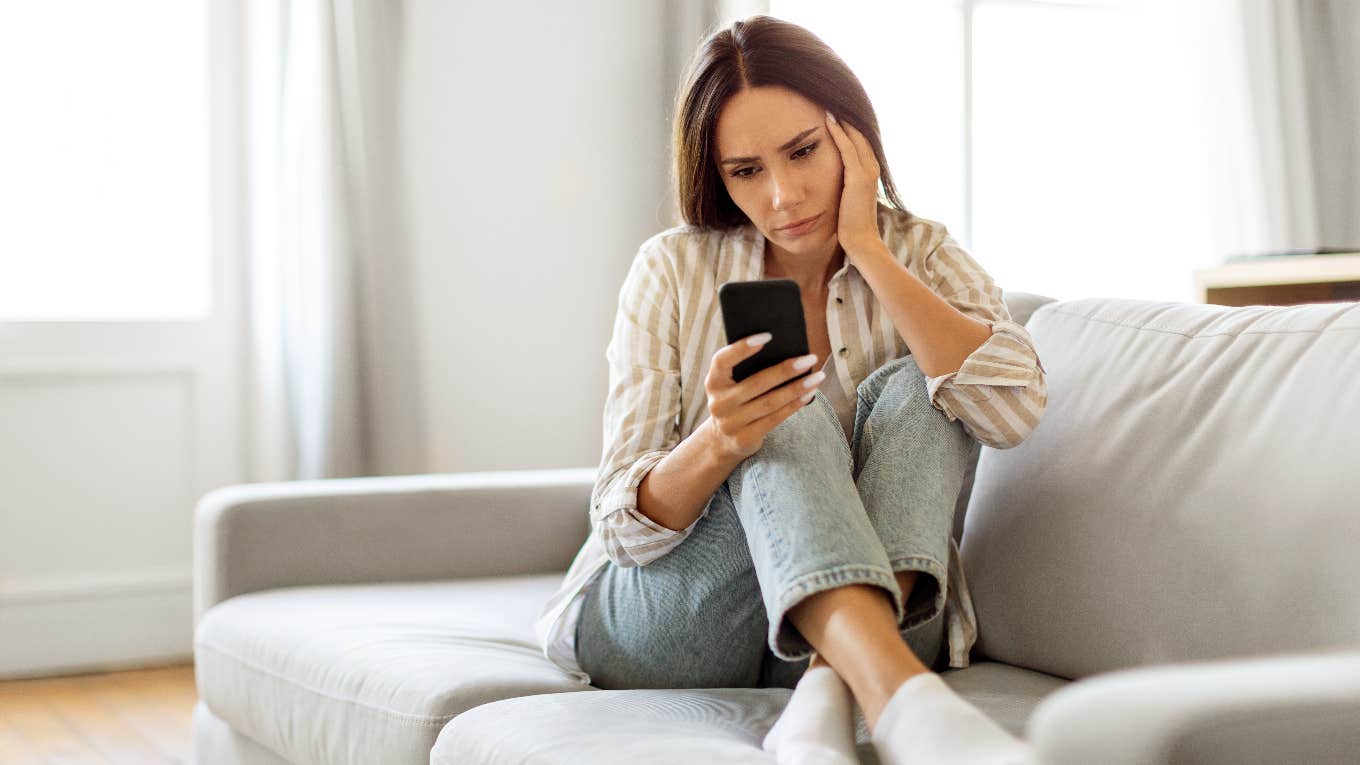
[
  {"x1": 194, "y1": 574, "x2": 587, "y2": 765},
  {"x1": 962, "y1": 298, "x2": 1360, "y2": 680},
  {"x1": 951, "y1": 291, "x2": 1059, "y2": 545},
  {"x1": 194, "y1": 701, "x2": 295, "y2": 765},
  {"x1": 430, "y1": 661, "x2": 1068, "y2": 764}
]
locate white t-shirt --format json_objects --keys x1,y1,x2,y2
[{"x1": 816, "y1": 353, "x2": 856, "y2": 445}]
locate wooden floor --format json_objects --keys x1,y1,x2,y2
[{"x1": 0, "y1": 663, "x2": 197, "y2": 764}]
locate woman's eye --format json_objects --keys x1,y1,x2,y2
[{"x1": 730, "y1": 143, "x2": 817, "y2": 180}]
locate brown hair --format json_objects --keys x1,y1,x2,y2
[{"x1": 672, "y1": 14, "x2": 910, "y2": 229}]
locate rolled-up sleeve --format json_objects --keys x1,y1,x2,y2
[
  {"x1": 590, "y1": 242, "x2": 706, "y2": 567},
  {"x1": 918, "y1": 229, "x2": 1048, "y2": 449}
]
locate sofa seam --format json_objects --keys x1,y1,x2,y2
[
  {"x1": 1041, "y1": 306, "x2": 1360, "y2": 340},
  {"x1": 197, "y1": 641, "x2": 455, "y2": 727}
]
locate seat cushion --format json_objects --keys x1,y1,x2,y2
[
  {"x1": 963, "y1": 298, "x2": 1360, "y2": 680},
  {"x1": 431, "y1": 661, "x2": 1068, "y2": 764},
  {"x1": 194, "y1": 574, "x2": 587, "y2": 765},
  {"x1": 194, "y1": 701, "x2": 295, "y2": 765}
]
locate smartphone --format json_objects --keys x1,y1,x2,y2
[{"x1": 717, "y1": 279, "x2": 812, "y2": 384}]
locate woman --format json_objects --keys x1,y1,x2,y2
[{"x1": 534, "y1": 15, "x2": 1046, "y2": 765}]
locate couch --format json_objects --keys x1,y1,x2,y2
[{"x1": 192, "y1": 292, "x2": 1360, "y2": 764}]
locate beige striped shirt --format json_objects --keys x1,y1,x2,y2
[{"x1": 534, "y1": 204, "x2": 1048, "y2": 686}]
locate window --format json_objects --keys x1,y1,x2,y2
[
  {"x1": 771, "y1": 0, "x2": 1213, "y2": 302},
  {"x1": 771, "y1": 0, "x2": 968, "y2": 238},
  {"x1": 0, "y1": 2, "x2": 212, "y2": 321}
]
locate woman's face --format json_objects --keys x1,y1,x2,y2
[{"x1": 714, "y1": 85, "x2": 844, "y2": 263}]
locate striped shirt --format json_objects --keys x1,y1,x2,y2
[{"x1": 534, "y1": 204, "x2": 1048, "y2": 686}]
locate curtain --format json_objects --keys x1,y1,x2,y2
[
  {"x1": 1176, "y1": 0, "x2": 1360, "y2": 258},
  {"x1": 1293, "y1": 1, "x2": 1360, "y2": 251},
  {"x1": 244, "y1": 0, "x2": 422, "y2": 481}
]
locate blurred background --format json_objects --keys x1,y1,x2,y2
[{"x1": 1, "y1": 0, "x2": 1357, "y2": 680}]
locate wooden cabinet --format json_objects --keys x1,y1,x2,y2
[{"x1": 1193, "y1": 254, "x2": 1360, "y2": 306}]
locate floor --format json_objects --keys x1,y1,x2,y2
[{"x1": 0, "y1": 663, "x2": 196, "y2": 764}]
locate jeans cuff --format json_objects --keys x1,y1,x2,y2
[
  {"x1": 889, "y1": 555, "x2": 949, "y2": 632},
  {"x1": 767, "y1": 564, "x2": 902, "y2": 662}
]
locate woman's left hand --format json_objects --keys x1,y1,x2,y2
[{"x1": 825, "y1": 110, "x2": 883, "y2": 259}]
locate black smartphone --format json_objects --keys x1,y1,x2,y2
[{"x1": 717, "y1": 279, "x2": 812, "y2": 384}]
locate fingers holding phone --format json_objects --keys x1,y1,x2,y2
[
  {"x1": 704, "y1": 333, "x2": 824, "y2": 461},
  {"x1": 709, "y1": 279, "x2": 823, "y2": 461}
]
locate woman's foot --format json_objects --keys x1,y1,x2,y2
[
  {"x1": 869, "y1": 672, "x2": 1033, "y2": 765},
  {"x1": 761, "y1": 655, "x2": 859, "y2": 764}
]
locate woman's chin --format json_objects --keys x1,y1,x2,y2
[
  {"x1": 803, "y1": 231, "x2": 839, "y2": 258},
  {"x1": 764, "y1": 227, "x2": 840, "y2": 264}
]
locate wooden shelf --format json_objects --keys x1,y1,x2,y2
[{"x1": 1193, "y1": 253, "x2": 1360, "y2": 306}]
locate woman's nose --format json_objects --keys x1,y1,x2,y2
[{"x1": 769, "y1": 170, "x2": 804, "y2": 211}]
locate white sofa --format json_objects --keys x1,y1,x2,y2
[{"x1": 192, "y1": 293, "x2": 1360, "y2": 764}]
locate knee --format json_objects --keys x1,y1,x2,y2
[
  {"x1": 800, "y1": 387, "x2": 843, "y2": 428},
  {"x1": 856, "y1": 356, "x2": 973, "y2": 458},
  {"x1": 861, "y1": 353, "x2": 922, "y2": 393},
  {"x1": 859, "y1": 354, "x2": 924, "y2": 399},
  {"x1": 763, "y1": 388, "x2": 844, "y2": 447},
  {"x1": 858, "y1": 355, "x2": 938, "y2": 422}
]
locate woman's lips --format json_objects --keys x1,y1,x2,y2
[{"x1": 778, "y1": 213, "x2": 822, "y2": 237}]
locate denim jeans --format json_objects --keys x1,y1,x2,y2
[{"x1": 575, "y1": 353, "x2": 974, "y2": 690}]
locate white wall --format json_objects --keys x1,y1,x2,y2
[
  {"x1": 0, "y1": 2, "x2": 707, "y2": 679},
  {"x1": 398, "y1": 1, "x2": 674, "y2": 472}
]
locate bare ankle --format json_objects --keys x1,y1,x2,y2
[
  {"x1": 787, "y1": 583, "x2": 933, "y2": 729},
  {"x1": 864, "y1": 663, "x2": 932, "y2": 731}
]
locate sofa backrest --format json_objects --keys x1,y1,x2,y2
[
  {"x1": 951, "y1": 291, "x2": 1060, "y2": 545},
  {"x1": 960, "y1": 297, "x2": 1360, "y2": 680}
]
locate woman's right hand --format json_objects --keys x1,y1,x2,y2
[{"x1": 704, "y1": 333, "x2": 826, "y2": 461}]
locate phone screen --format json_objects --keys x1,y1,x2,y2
[{"x1": 717, "y1": 279, "x2": 812, "y2": 383}]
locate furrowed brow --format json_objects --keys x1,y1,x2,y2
[{"x1": 720, "y1": 127, "x2": 819, "y2": 166}]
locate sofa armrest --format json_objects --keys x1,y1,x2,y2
[
  {"x1": 193, "y1": 467, "x2": 595, "y2": 624},
  {"x1": 1026, "y1": 650, "x2": 1360, "y2": 765}
]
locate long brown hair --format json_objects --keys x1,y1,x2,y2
[{"x1": 672, "y1": 15, "x2": 910, "y2": 229}]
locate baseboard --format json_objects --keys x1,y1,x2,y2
[{"x1": 0, "y1": 567, "x2": 194, "y2": 680}]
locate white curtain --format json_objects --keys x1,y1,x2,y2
[
  {"x1": 1176, "y1": 0, "x2": 1360, "y2": 259},
  {"x1": 244, "y1": 0, "x2": 418, "y2": 481},
  {"x1": 1292, "y1": 1, "x2": 1360, "y2": 251}
]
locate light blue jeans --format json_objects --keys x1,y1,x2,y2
[{"x1": 576, "y1": 353, "x2": 974, "y2": 690}]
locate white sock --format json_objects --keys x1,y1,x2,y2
[
  {"x1": 870, "y1": 672, "x2": 1033, "y2": 765},
  {"x1": 761, "y1": 664, "x2": 860, "y2": 765}
]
